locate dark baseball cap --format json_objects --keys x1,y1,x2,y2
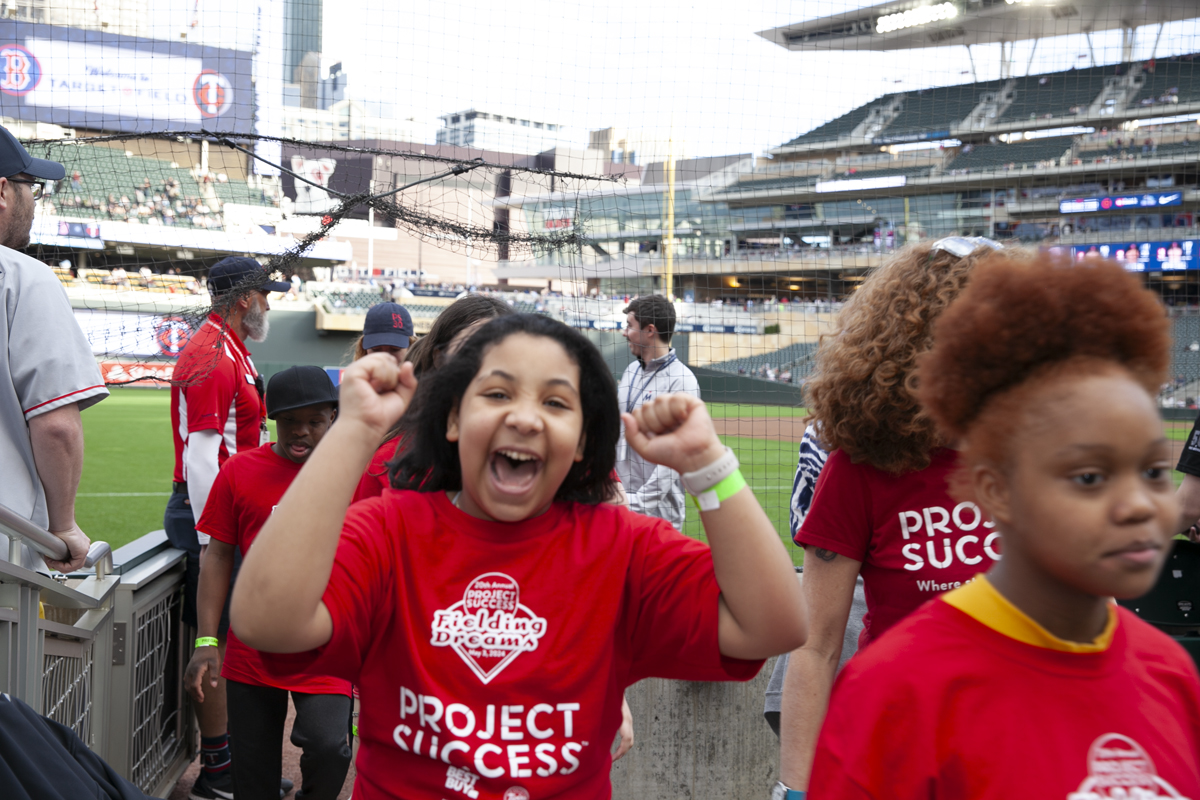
[
  {"x1": 0, "y1": 126, "x2": 65, "y2": 181},
  {"x1": 362, "y1": 302, "x2": 414, "y2": 350},
  {"x1": 266, "y1": 366, "x2": 339, "y2": 419},
  {"x1": 206, "y1": 256, "x2": 291, "y2": 296}
]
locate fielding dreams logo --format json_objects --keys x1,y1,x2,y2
[
  {"x1": 431, "y1": 573, "x2": 548, "y2": 684},
  {"x1": 1068, "y1": 733, "x2": 1191, "y2": 799}
]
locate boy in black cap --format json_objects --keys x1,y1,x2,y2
[{"x1": 185, "y1": 366, "x2": 350, "y2": 800}]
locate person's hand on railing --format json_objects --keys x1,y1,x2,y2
[
  {"x1": 185, "y1": 644, "x2": 222, "y2": 704},
  {"x1": 44, "y1": 523, "x2": 90, "y2": 573}
]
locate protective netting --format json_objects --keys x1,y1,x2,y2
[{"x1": 5, "y1": 1, "x2": 1200, "y2": 559}]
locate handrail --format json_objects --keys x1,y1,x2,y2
[{"x1": 0, "y1": 501, "x2": 69, "y2": 561}]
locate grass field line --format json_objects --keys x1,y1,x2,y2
[{"x1": 79, "y1": 492, "x2": 171, "y2": 497}]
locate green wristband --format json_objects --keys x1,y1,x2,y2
[
  {"x1": 195, "y1": 636, "x2": 219, "y2": 649},
  {"x1": 690, "y1": 469, "x2": 747, "y2": 512}
]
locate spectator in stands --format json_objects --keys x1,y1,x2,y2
[
  {"x1": 0, "y1": 126, "x2": 104, "y2": 575},
  {"x1": 616, "y1": 294, "x2": 701, "y2": 529},
  {"x1": 105, "y1": 267, "x2": 131, "y2": 288},
  {"x1": 164, "y1": 256, "x2": 291, "y2": 800},
  {"x1": 777, "y1": 237, "x2": 1005, "y2": 796},
  {"x1": 350, "y1": 302, "x2": 413, "y2": 365}
]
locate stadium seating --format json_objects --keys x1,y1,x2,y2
[
  {"x1": 782, "y1": 99, "x2": 890, "y2": 146},
  {"x1": 995, "y1": 66, "x2": 1115, "y2": 123},
  {"x1": 945, "y1": 136, "x2": 1074, "y2": 172},
  {"x1": 720, "y1": 175, "x2": 821, "y2": 195},
  {"x1": 1173, "y1": 316, "x2": 1200, "y2": 385},
  {"x1": 835, "y1": 164, "x2": 932, "y2": 180},
  {"x1": 708, "y1": 341, "x2": 818, "y2": 379},
  {"x1": 1130, "y1": 55, "x2": 1200, "y2": 109},
  {"x1": 883, "y1": 80, "x2": 1008, "y2": 138}
]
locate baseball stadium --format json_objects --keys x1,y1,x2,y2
[{"x1": 0, "y1": 0, "x2": 1199, "y2": 798}]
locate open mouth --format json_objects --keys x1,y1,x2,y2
[
  {"x1": 489, "y1": 448, "x2": 542, "y2": 494},
  {"x1": 286, "y1": 441, "x2": 312, "y2": 459}
]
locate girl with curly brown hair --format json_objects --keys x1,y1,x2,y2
[
  {"x1": 808, "y1": 253, "x2": 1200, "y2": 798},
  {"x1": 778, "y1": 237, "x2": 1004, "y2": 795}
]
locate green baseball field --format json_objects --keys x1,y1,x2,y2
[{"x1": 79, "y1": 389, "x2": 813, "y2": 565}]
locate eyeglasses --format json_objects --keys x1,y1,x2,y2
[
  {"x1": 930, "y1": 236, "x2": 1003, "y2": 259},
  {"x1": 7, "y1": 178, "x2": 47, "y2": 200}
]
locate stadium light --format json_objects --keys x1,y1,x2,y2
[{"x1": 876, "y1": 3, "x2": 958, "y2": 34}]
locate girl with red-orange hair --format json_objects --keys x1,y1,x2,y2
[{"x1": 808, "y1": 254, "x2": 1200, "y2": 797}]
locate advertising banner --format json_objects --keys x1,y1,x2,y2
[
  {"x1": 1071, "y1": 239, "x2": 1198, "y2": 271},
  {"x1": 74, "y1": 309, "x2": 196, "y2": 358},
  {"x1": 1059, "y1": 191, "x2": 1183, "y2": 214},
  {"x1": 281, "y1": 143, "x2": 375, "y2": 220},
  {"x1": 0, "y1": 22, "x2": 254, "y2": 133}
]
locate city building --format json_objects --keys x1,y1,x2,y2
[
  {"x1": 436, "y1": 110, "x2": 583, "y2": 155},
  {"x1": 589, "y1": 128, "x2": 688, "y2": 167},
  {"x1": 279, "y1": 100, "x2": 419, "y2": 143}
]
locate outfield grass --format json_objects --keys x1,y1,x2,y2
[
  {"x1": 704, "y1": 403, "x2": 807, "y2": 418},
  {"x1": 81, "y1": 389, "x2": 805, "y2": 558}
]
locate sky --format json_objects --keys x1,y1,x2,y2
[{"x1": 316, "y1": 0, "x2": 1200, "y2": 158}]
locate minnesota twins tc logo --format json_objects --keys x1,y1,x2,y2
[
  {"x1": 192, "y1": 70, "x2": 233, "y2": 118},
  {"x1": 0, "y1": 45, "x2": 40, "y2": 96}
]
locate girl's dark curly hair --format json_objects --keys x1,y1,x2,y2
[
  {"x1": 915, "y1": 254, "x2": 1170, "y2": 475},
  {"x1": 805, "y1": 240, "x2": 1014, "y2": 474},
  {"x1": 389, "y1": 313, "x2": 620, "y2": 505}
]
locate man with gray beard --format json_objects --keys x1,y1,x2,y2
[{"x1": 164, "y1": 256, "x2": 290, "y2": 800}]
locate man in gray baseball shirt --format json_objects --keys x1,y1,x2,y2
[
  {"x1": 0, "y1": 127, "x2": 106, "y2": 573},
  {"x1": 615, "y1": 294, "x2": 701, "y2": 530}
]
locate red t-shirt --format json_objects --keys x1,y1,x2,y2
[
  {"x1": 809, "y1": 600, "x2": 1200, "y2": 798},
  {"x1": 197, "y1": 443, "x2": 351, "y2": 696},
  {"x1": 353, "y1": 437, "x2": 401, "y2": 503},
  {"x1": 262, "y1": 490, "x2": 761, "y2": 800},
  {"x1": 795, "y1": 448, "x2": 999, "y2": 648},
  {"x1": 171, "y1": 313, "x2": 266, "y2": 483}
]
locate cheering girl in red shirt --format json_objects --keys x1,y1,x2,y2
[
  {"x1": 233, "y1": 313, "x2": 806, "y2": 800},
  {"x1": 809, "y1": 254, "x2": 1200, "y2": 797}
]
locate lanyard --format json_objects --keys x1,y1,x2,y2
[{"x1": 626, "y1": 353, "x2": 676, "y2": 414}]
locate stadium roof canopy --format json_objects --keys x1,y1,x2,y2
[{"x1": 757, "y1": 0, "x2": 1198, "y2": 53}]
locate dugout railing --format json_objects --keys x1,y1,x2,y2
[{"x1": 0, "y1": 507, "x2": 193, "y2": 798}]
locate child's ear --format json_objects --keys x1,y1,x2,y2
[
  {"x1": 446, "y1": 404, "x2": 461, "y2": 443},
  {"x1": 574, "y1": 432, "x2": 586, "y2": 463},
  {"x1": 972, "y1": 462, "x2": 1012, "y2": 526}
]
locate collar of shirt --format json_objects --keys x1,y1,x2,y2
[
  {"x1": 640, "y1": 348, "x2": 676, "y2": 370},
  {"x1": 942, "y1": 573, "x2": 1117, "y2": 653}
]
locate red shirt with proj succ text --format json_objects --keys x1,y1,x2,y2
[
  {"x1": 808, "y1": 600, "x2": 1200, "y2": 799},
  {"x1": 795, "y1": 447, "x2": 999, "y2": 649},
  {"x1": 261, "y1": 490, "x2": 761, "y2": 800},
  {"x1": 197, "y1": 442, "x2": 351, "y2": 696}
]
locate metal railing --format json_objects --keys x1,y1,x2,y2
[{"x1": 0, "y1": 506, "x2": 193, "y2": 797}]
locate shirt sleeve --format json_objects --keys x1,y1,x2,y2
[
  {"x1": 621, "y1": 511, "x2": 763, "y2": 684},
  {"x1": 1179, "y1": 413, "x2": 1200, "y2": 477},
  {"x1": 181, "y1": 358, "x2": 238, "y2": 434},
  {"x1": 195, "y1": 462, "x2": 238, "y2": 546},
  {"x1": 8, "y1": 258, "x2": 108, "y2": 419},
  {"x1": 789, "y1": 425, "x2": 830, "y2": 537},
  {"x1": 259, "y1": 499, "x2": 396, "y2": 685},
  {"x1": 793, "y1": 449, "x2": 871, "y2": 561}
]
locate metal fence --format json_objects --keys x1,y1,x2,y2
[{"x1": 0, "y1": 518, "x2": 193, "y2": 798}]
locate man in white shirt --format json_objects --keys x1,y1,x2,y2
[{"x1": 615, "y1": 294, "x2": 701, "y2": 530}]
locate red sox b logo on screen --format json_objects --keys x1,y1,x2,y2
[
  {"x1": 0, "y1": 45, "x2": 40, "y2": 96},
  {"x1": 192, "y1": 70, "x2": 233, "y2": 118}
]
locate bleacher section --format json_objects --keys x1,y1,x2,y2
[
  {"x1": 946, "y1": 136, "x2": 1074, "y2": 172},
  {"x1": 1172, "y1": 316, "x2": 1200, "y2": 385},
  {"x1": 837, "y1": 164, "x2": 932, "y2": 179},
  {"x1": 720, "y1": 175, "x2": 821, "y2": 195},
  {"x1": 708, "y1": 341, "x2": 818, "y2": 379},
  {"x1": 1131, "y1": 56, "x2": 1200, "y2": 109},
  {"x1": 783, "y1": 99, "x2": 890, "y2": 146},
  {"x1": 996, "y1": 66, "x2": 1116, "y2": 122},
  {"x1": 46, "y1": 144, "x2": 276, "y2": 229},
  {"x1": 885, "y1": 80, "x2": 1008, "y2": 138}
]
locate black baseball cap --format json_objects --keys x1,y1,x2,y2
[
  {"x1": 266, "y1": 366, "x2": 339, "y2": 419},
  {"x1": 362, "y1": 302, "x2": 414, "y2": 350},
  {"x1": 206, "y1": 256, "x2": 291, "y2": 297},
  {"x1": 0, "y1": 126, "x2": 65, "y2": 181}
]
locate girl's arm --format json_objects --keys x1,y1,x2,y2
[
  {"x1": 778, "y1": 547, "x2": 860, "y2": 790},
  {"x1": 623, "y1": 394, "x2": 807, "y2": 660},
  {"x1": 231, "y1": 355, "x2": 417, "y2": 653}
]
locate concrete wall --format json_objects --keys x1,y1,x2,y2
[{"x1": 611, "y1": 659, "x2": 779, "y2": 799}]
